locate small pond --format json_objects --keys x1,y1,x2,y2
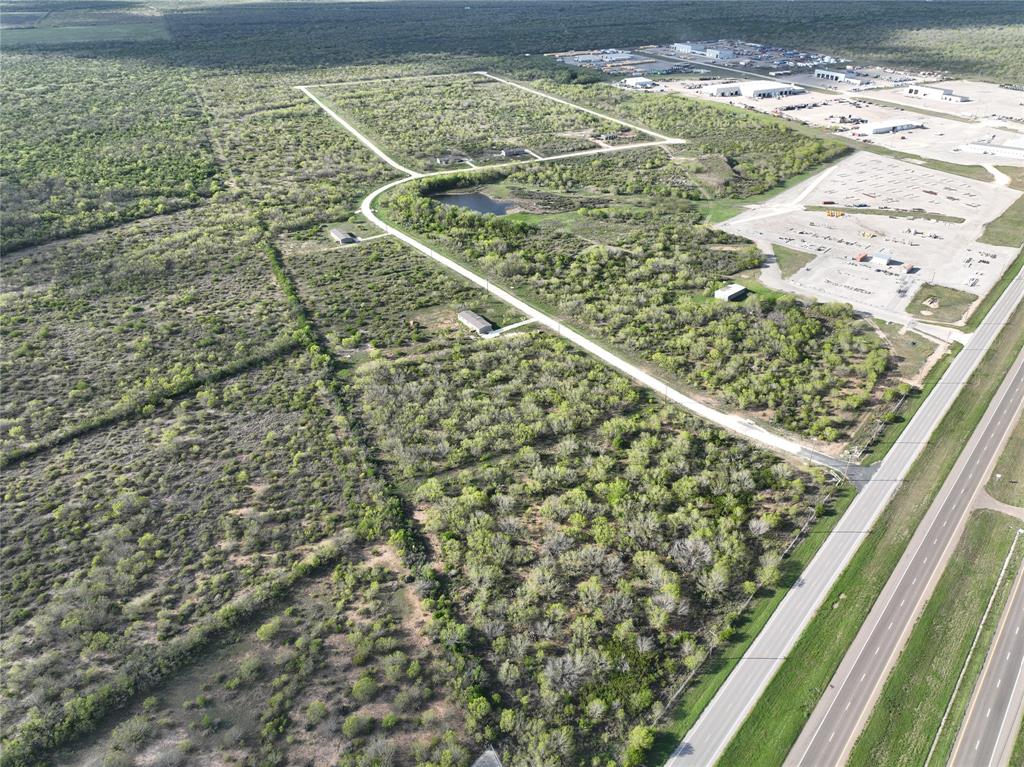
[{"x1": 432, "y1": 191, "x2": 512, "y2": 215}]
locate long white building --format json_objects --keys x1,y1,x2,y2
[
  {"x1": 906, "y1": 84, "x2": 969, "y2": 102},
  {"x1": 739, "y1": 80, "x2": 805, "y2": 98}
]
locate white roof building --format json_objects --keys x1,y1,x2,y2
[
  {"x1": 330, "y1": 228, "x2": 359, "y2": 244},
  {"x1": 704, "y1": 82, "x2": 742, "y2": 97},
  {"x1": 705, "y1": 48, "x2": 736, "y2": 60},
  {"x1": 458, "y1": 310, "x2": 493, "y2": 335},
  {"x1": 739, "y1": 80, "x2": 806, "y2": 98},
  {"x1": 863, "y1": 119, "x2": 923, "y2": 134},
  {"x1": 673, "y1": 42, "x2": 704, "y2": 55},
  {"x1": 906, "y1": 84, "x2": 969, "y2": 102},
  {"x1": 714, "y1": 283, "x2": 749, "y2": 301},
  {"x1": 815, "y1": 68, "x2": 863, "y2": 86},
  {"x1": 621, "y1": 76, "x2": 658, "y2": 89}
]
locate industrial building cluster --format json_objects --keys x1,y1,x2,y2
[{"x1": 547, "y1": 37, "x2": 1024, "y2": 166}]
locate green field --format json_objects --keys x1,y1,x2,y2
[
  {"x1": 848, "y1": 508, "x2": 1023, "y2": 767},
  {"x1": 988, "y1": 412, "x2": 1024, "y2": 506},
  {"x1": 980, "y1": 194, "x2": 1024, "y2": 248},
  {"x1": 907, "y1": 283, "x2": 978, "y2": 325},
  {"x1": 718, "y1": 297, "x2": 1024, "y2": 767},
  {"x1": 773, "y1": 244, "x2": 817, "y2": 279}
]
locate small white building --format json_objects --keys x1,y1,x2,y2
[
  {"x1": 621, "y1": 76, "x2": 657, "y2": 90},
  {"x1": 906, "y1": 84, "x2": 969, "y2": 102},
  {"x1": 705, "y1": 48, "x2": 736, "y2": 60},
  {"x1": 714, "y1": 283, "x2": 748, "y2": 302},
  {"x1": 863, "y1": 119, "x2": 923, "y2": 134},
  {"x1": 458, "y1": 310, "x2": 493, "y2": 335},
  {"x1": 739, "y1": 80, "x2": 806, "y2": 99},
  {"x1": 330, "y1": 228, "x2": 359, "y2": 244}
]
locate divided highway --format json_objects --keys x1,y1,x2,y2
[
  {"x1": 951, "y1": 543, "x2": 1024, "y2": 767},
  {"x1": 669, "y1": 269, "x2": 1024, "y2": 766},
  {"x1": 787, "y1": 343, "x2": 1024, "y2": 766}
]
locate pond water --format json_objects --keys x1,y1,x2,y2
[{"x1": 433, "y1": 191, "x2": 512, "y2": 215}]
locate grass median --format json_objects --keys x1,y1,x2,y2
[
  {"x1": 848, "y1": 508, "x2": 1023, "y2": 767},
  {"x1": 717, "y1": 298, "x2": 1024, "y2": 767}
]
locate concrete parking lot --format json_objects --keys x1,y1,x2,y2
[{"x1": 721, "y1": 152, "x2": 1022, "y2": 324}]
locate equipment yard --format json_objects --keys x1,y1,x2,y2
[{"x1": 721, "y1": 152, "x2": 1022, "y2": 325}]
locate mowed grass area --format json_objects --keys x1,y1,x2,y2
[
  {"x1": 773, "y1": 244, "x2": 817, "y2": 279},
  {"x1": 907, "y1": 283, "x2": 978, "y2": 324},
  {"x1": 980, "y1": 193, "x2": 1024, "y2": 248},
  {"x1": 312, "y1": 74, "x2": 632, "y2": 171},
  {"x1": 848, "y1": 508, "x2": 1023, "y2": 767},
  {"x1": 718, "y1": 298, "x2": 1024, "y2": 767},
  {"x1": 988, "y1": 411, "x2": 1024, "y2": 506}
]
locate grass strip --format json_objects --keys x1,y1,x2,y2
[
  {"x1": 717, "y1": 297, "x2": 1024, "y2": 767},
  {"x1": 645, "y1": 485, "x2": 856, "y2": 764},
  {"x1": 848, "y1": 509, "x2": 1023, "y2": 767},
  {"x1": 806, "y1": 205, "x2": 965, "y2": 223}
]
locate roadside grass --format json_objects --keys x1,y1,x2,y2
[
  {"x1": 773, "y1": 244, "x2": 817, "y2": 279},
  {"x1": 964, "y1": 249, "x2": 1024, "y2": 332},
  {"x1": 645, "y1": 485, "x2": 855, "y2": 765},
  {"x1": 848, "y1": 508, "x2": 1023, "y2": 767},
  {"x1": 717, "y1": 298, "x2": 1024, "y2": 767},
  {"x1": 987, "y1": 412, "x2": 1024, "y2": 507},
  {"x1": 979, "y1": 194, "x2": 1024, "y2": 248},
  {"x1": 1012, "y1": 719, "x2": 1024, "y2": 767},
  {"x1": 857, "y1": 341, "x2": 958, "y2": 466},
  {"x1": 907, "y1": 283, "x2": 978, "y2": 325},
  {"x1": 805, "y1": 205, "x2": 965, "y2": 224}
]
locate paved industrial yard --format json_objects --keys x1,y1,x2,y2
[
  {"x1": 659, "y1": 78, "x2": 1024, "y2": 167},
  {"x1": 721, "y1": 152, "x2": 1022, "y2": 324},
  {"x1": 868, "y1": 79, "x2": 1024, "y2": 124}
]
